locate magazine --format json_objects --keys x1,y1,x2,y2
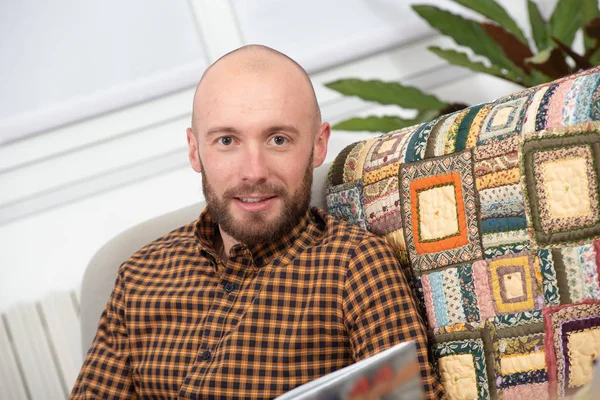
[{"x1": 275, "y1": 341, "x2": 423, "y2": 400}]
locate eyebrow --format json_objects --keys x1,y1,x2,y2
[
  {"x1": 206, "y1": 126, "x2": 239, "y2": 137},
  {"x1": 267, "y1": 125, "x2": 300, "y2": 135},
  {"x1": 205, "y1": 125, "x2": 301, "y2": 137}
]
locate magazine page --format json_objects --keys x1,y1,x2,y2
[{"x1": 276, "y1": 341, "x2": 423, "y2": 400}]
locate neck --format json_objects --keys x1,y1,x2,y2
[{"x1": 217, "y1": 227, "x2": 239, "y2": 260}]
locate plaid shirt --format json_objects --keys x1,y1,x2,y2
[{"x1": 72, "y1": 207, "x2": 444, "y2": 399}]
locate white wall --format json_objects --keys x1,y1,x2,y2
[{"x1": 0, "y1": 0, "x2": 542, "y2": 311}]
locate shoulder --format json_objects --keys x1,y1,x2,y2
[
  {"x1": 311, "y1": 207, "x2": 396, "y2": 262},
  {"x1": 119, "y1": 220, "x2": 199, "y2": 276}
]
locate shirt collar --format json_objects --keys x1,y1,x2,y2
[{"x1": 194, "y1": 207, "x2": 314, "y2": 269}]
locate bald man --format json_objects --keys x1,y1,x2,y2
[{"x1": 71, "y1": 45, "x2": 444, "y2": 399}]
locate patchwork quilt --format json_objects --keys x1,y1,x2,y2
[{"x1": 326, "y1": 66, "x2": 600, "y2": 399}]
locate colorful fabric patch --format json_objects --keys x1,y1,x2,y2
[
  {"x1": 477, "y1": 90, "x2": 533, "y2": 145},
  {"x1": 563, "y1": 76, "x2": 586, "y2": 126},
  {"x1": 443, "y1": 109, "x2": 470, "y2": 155},
  {"x1": 343, "y1": 138, "x2": 378, "y2": 183},
  {"x1": 465, "y1": 104, "x2": 493, "y2": 150},
  {"x1": 433, "y1": 338, "x2": 489, "y2": 399},
  {"x1": 458, "y1": 264, "x2": 480, "y2": 324},
  {"x1": 500, "y1": 369, "x2": 548, "y2": 389},
  {"x1": 419, "y1": 265, "x2": 481, "y2": 330},
  {"x1": 487, "y1": 254, "x2": 537, "y2": 314},
  {"x1": 543, "y1": 301, "x2": 600, "y2": 398},
  {"x1": 328, "y1": 141, "x2": 358, "y2": 186},
  {"x1": 492, "y1": 310, "x2": 544, "y2": 330},
  {"x1": 566, "y1": 327, "x2": 600, "y2": 387},
  {"x1": 497, "y1": 333, "x2": 545, "y2": 356},
  {"x1": 591, "y1": 80, "x2": 600, "y2": 121},
  {"x1": 400, "y1": 150, "x2": 483, "y2": 272},
  {"x1": 473, "y1": 151, "x2": 519, "y2": 177},
  {"x1": 480, "y1": 217, "x2": 527, "y2": 234},
  {"x1": 522, "y1": 85, "x2": 550, "y2": 137},
  {"x1": 534, "y1": 146, "x2": 598, "y2": 232},
  {"x1": 405, "y1": 119, "x2": 438, "y2": 163},
  {"x1": 420, "y1": 273, "x2": 439, "y2": 330},
  {"x1": 363, "y1": 176, "x2": 402, "y2": 235},
  {"x1": 442, "y1": 268, "x2": 467, "y2": 325},
  {"x1": 547, "y1": 80, "x2": 574, "y2": 129},
  {"x1": 474, "y1": 135, "x2": 520, "y2": 162},
  {"x1": 522, "y1": 129, "x2": 600, "y2": 246},
  {"x1": 573, "y1": 73, "x2": 600, "y2": 125},
  {"x1": 501, "y1": 382, "x2": 549, "y2": 400},
  {"x1": 472, "y1": 260, "x2": 496, "y2": 320},
  {"x1": 500, "y1": 351, "x2": 545, "y2": 374},
  {"x1": 482, "y1": 230, "x2": 530, "y2": 250},
  {"x1": 534, "y1": 84, "x2": 557, "y2": 132},
  {"x1": 454, "y1": 104, "x2": 487, "y2": 152},
  {"x1": 427, "y1": 112, "x2": 460, "y2": 158},
  {"x1": 476, "y1": 167, "x2": 521, "y2": 191},
  {"x1": 362, "y1": 127, "x2": 413, "y2": 181},
  {"x1": 484, "y1": 243, "x2": 531, "y2": 259},
  {"x1": 437, "y1": 354, "x2": 478, "y2": 400},
  {"x1": 485, "y1": 317, "x2": 547, "y2": 398},
  {"x1": 326, "y1": 180, "x2": 366, "y2": 230},
  {"x1": 479, "y1": 184, "x2": 524, "y2": 220},
  {"x1": 537, "y1": 249, "x2": 560, "y2": 308},
  {"x1": 553, "y1": 244, "x2": 600, "y2": 304}
]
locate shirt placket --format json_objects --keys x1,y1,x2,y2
[{"x1": 179, "y1": 246, "x2": 254, "y2": 396}]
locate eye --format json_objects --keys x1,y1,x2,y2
[
  {"x1": 217, "y1": 136, "x2": 233, "y2": 146},
  {"x1": 269, "y1": 135, "x2": 288, "y2": 146}
]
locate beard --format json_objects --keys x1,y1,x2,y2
[{"x1": 200, "y1": 152, "x2": 313, "y2": 246}]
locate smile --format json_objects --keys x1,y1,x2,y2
[
  {"x1": 233, "y1": 196, "x2": 277, "y2": 211},
  {"x1": 237, "y1": 197, "x2": 272, "y2": 203}
]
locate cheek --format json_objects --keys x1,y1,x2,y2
[
  {"x1": 202, "y1": 159, "x2": 234, "y2": 192},
  {"x1": 276, "y1": 160, "x2": 310, "y2": 189}
]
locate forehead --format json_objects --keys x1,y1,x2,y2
[{"x1": 193, "y1": 60, "x2": 316, "y2": 134}]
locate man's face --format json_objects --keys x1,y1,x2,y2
[
  {"x1": 187, "y1": 56, "x2": 330, "y2": 245},
  {"x1": 199, "y1": 151, "x2": 313, "y2": 245}
]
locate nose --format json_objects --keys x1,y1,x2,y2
[{"x1": 240, "y1": 147, "x2": 269, "y2": 184}]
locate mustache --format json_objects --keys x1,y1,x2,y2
[{"x1": 224, "y1": 183, "x2": 287, "y2": 198}]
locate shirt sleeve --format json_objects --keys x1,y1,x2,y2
[
  {"x1": 342, "y1": 235, "x2": 446, "y2": 400},
  {"x1": 70, "y1": 267, "x2": 136, "y2": 398}
]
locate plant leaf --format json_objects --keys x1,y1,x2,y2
[
  {"x1": 412, "y1": 5, "x2": 523, "y2": 76},
  {"x1": 591, "y1": 48, "x2": 600, "y2": 66},
  {"x1": 332, "y1": 116, "x2": 421, "y2": 132},
  {"x1": 549, "y1": 0, "x2": 583, "y2": 46},
  {"x1": 584, "y1": 17, "x2": 600, "y2": 63},
  {"x1": 526, "y1": 47, "x2": 571, "y2": 79},
  {"x1": 427, "y1": 46, "x2": 520, "y2": 83},
  {"x1": 481, "y1": 22, "x2": 534, "y2": 73},
  {"x1": 583, "y1": 0, "x2": 600, "y2": 50},
  {"x1": 451, "y1": 0, "x2": 528, "y2": 44},
  {"x1": 527, "y1": 0, "x2": 550, "y2": 51},
  {"x1": 416, "y1": 109, "x2": 442, "y2": 124},
  {"x1": 553, "y1": 38, "x2": 594, "y2": 70},
  {"x1": 585, "y1": 17, "x2": 600, "y2": 41},
  {"x1": 325, "y1": 78, "x2": 447, "y2": 110}
]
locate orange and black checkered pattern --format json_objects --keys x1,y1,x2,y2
[{"x1": 71, "y1": 207, "x2": 444, "y2": 399}]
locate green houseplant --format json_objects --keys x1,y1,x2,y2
[{"x1": 327, "y1": 0, "x2": 600, "y2": 133}]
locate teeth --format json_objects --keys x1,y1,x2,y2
[{"x1": 239, "y1": 198, "x2": 266, "y2": 203}]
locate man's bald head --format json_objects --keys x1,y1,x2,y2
[{"x1": 190, "y1": 45, "x2": 321, "y2": 135}]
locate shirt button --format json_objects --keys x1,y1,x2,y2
[
  {"x1": 201, "y1": 349, "x2": 211, "y2": 361},
  {"x1": 224, "y1": 282, "x2": 235, "y2": 293}
]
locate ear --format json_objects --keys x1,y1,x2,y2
[
  {"x1": 186, "y1": 127, "x2": 202, "y2": 173},
  {"x1": 312, "y1": 122, "x2": 331, "y2": 168}
]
